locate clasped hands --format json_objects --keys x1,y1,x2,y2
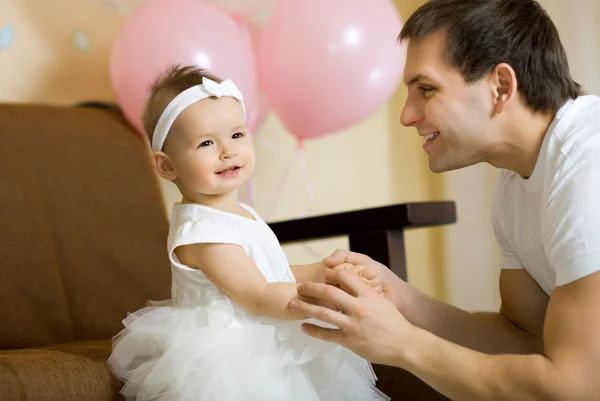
[
  {"x1": 327, "y1": 260, "x2": 384, "y2": 295},
  {"x1": 288, "y1": 250, "x2": 416, "y2": 366}
]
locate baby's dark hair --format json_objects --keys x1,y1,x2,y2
[{"x1": 142, "y1": 64, "x2": 223, "y2": 141}]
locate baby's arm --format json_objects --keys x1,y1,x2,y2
[
  {"x1": 176, "y1": 243, "x2": 306, "y2": 320},
  {"x1": 290, "y1": 263, "x2": 327, "y2": 283}
]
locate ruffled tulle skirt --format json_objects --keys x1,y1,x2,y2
[{"x1": 107, "y1": 301, "x2": 388, "y2": 401}]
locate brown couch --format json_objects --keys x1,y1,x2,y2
[{"x1": 0, "y1": 103, "x2": 451, "y2": 400}]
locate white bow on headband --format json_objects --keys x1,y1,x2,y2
[{"x1": 151, "y1": 77, "x2": 246, "y2": 152}]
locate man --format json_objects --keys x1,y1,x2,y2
[{"x1": 288, "y1": 0, "x2": 600, "y2": 399}]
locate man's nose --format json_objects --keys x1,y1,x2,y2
[{"x1": 400, "y1": 99, "x2": 424, "y2": 127}]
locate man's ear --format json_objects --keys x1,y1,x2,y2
[
  {"x1": 152, "y1": 151, "x2": 177, "y2": 181},
  {"x1": 489, "y1": 63, "x2": 518, "y2": 114}
]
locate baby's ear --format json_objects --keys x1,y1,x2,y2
[{"x1": 152, "y1": 151, "x2": 177, "y2": 181}]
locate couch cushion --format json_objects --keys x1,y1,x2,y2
[
  {"x1": 0, "y1": 104, "x2": 171, "y2": 349},
  {"x1": 0, "y1": 340, "x2": 122, "y2": 401}
]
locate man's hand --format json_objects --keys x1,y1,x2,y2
[
  {"x1": 323, "y1": 249, "x2": 407, "y2": 309},
  {"x1": 325, "y1": 262, "x2": 383, "y2": 294},
  {"x1": 288, "y1": 269, "x2": 414, "y2": 365}
]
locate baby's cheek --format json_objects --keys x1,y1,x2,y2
[{"x1": 181, "y1": 170, "x2": 215, "y2": 194}]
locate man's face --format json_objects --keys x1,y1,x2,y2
[{"x1": 400, "y1": 32, "x2": 496, "y2": 173}]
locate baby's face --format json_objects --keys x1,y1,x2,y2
[{"x1": 165, "y1": 96, "x2": 254, "y2": 196}]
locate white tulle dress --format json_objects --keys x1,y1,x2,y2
[{"x1": 107, "y1": 202, "x2": 388, "y2": 401}]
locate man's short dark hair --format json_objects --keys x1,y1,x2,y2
[{"x1": 399, "y1": 0, "x2": 582, "y2": 114}]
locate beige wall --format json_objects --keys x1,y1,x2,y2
[
  {"x1": 162, "y1": 0, "x2": 449, "y2": 300},
  {"x1": 441, "y1": 0, "x2": 600, "y2": 311},
  {"x1": 0, "y1": 1, "x2": 123, "y2": 105},
  {"x1": 5, "y1": 0, "x2": 594, "y2": 311},
  {"x1": 540, "y1": 0, "x2": 600, "y2": 96},
  {"x1": 254, "y1": 0, "x2": 447, "y2": 300},
  {"x1": 0, "y1": 0, "x2": 449, "y2": 301}
]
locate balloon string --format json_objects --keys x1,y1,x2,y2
[
  {"x1": 256, "y1": 136, "x2": 273, "y2": 148},
  {"x1": 296, "y1": 148, "x2": 314, "y2": 217},
  {"x1": 296, "y1": 147, "x2": 323, "y2": 261},
  {"x1": 241, "y1": 176, "x2": 255, "y2": 207},
  {"x1": 242, "y1": 131, "x2": 271, "y2": 208},
  {"x1": 263, "y1": 149, "x2": 297, "y2": 222},
  {"x1": 263, "y1": 140, "x2": 323, "y2": 261},
  {"x1": 248, "y1": 176, "x2": 255, "y2": 207}
]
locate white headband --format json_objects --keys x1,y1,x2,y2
[{"x1": 151, "y1": 77, "x2": 246, "y2": 152}]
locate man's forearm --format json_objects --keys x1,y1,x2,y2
[
  {"x1": 402, "y1": 285, "x2": 542, "y2": 354},
  {"x1": 395, "y1": 327, "x2": 572, "y2": 401}
]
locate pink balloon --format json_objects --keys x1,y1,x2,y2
[
  {"x1": 243, "y1": 20, "x2": 270, "y2": 133},
  {"x1": 111, "y1": 0, "x2": 258, "y2": 134},
  {"x1": 248, "y1": 90, "x2": 270, "y2": 134},
  {"x1": 259, "y1": 0, "x2": 405, "y2": 142}
]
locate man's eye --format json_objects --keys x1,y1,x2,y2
[{"x1": 419, "y1": 86, "x2": 435, "y2": 96}]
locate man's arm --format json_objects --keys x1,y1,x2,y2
[
  {"x1": 403, "y1": 135, "x2": 600, "y2": 398},
  {"x1": 404, "y1": 269, "x2": 547, "y2": 354},
  {"x1": 291, "y1": 268, "x2": 600, "y2": 401},
  {"x1": 325, "y1": 250, "x2": 547, "y2": 354},
  {"x1": 397, "y1": 270, "x2": 600, "y2": 401}
]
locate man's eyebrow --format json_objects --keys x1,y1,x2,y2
[{"x1": 406, "y1": 74, "x2": 432, "y2": 86}]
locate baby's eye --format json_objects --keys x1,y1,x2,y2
[
  {"x1": 232, "y1": 132, "x2": 244, "y2": 139},
  {"x1": 199, "y1": 140, "x2": 213, "y2": 148}
]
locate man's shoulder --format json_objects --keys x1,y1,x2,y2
[
  {"x1": 551, "y1": 95, "x2": 600, "y2": 154},
  {"x1": 563, "y1": 95, "x2": 600, "y2": 122}
]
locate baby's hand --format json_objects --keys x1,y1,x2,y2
[
  {"x1": 326, "y1": 263, "x2": 383, "y2": 294},
  {"x1": 354, "y1": 264, "x2": 383, "y2": 294}
]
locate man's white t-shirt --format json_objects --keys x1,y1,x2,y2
[{"x1": 492, "y1": 95, "x2": 600, "y2": 295}]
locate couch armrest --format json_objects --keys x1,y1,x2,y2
[
  {"x1": 269, "y1": 201, "x2": 456, "y2": 280},
  {"x1": 268, "y1": 202, "x2": 455, "y2": 400}
]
